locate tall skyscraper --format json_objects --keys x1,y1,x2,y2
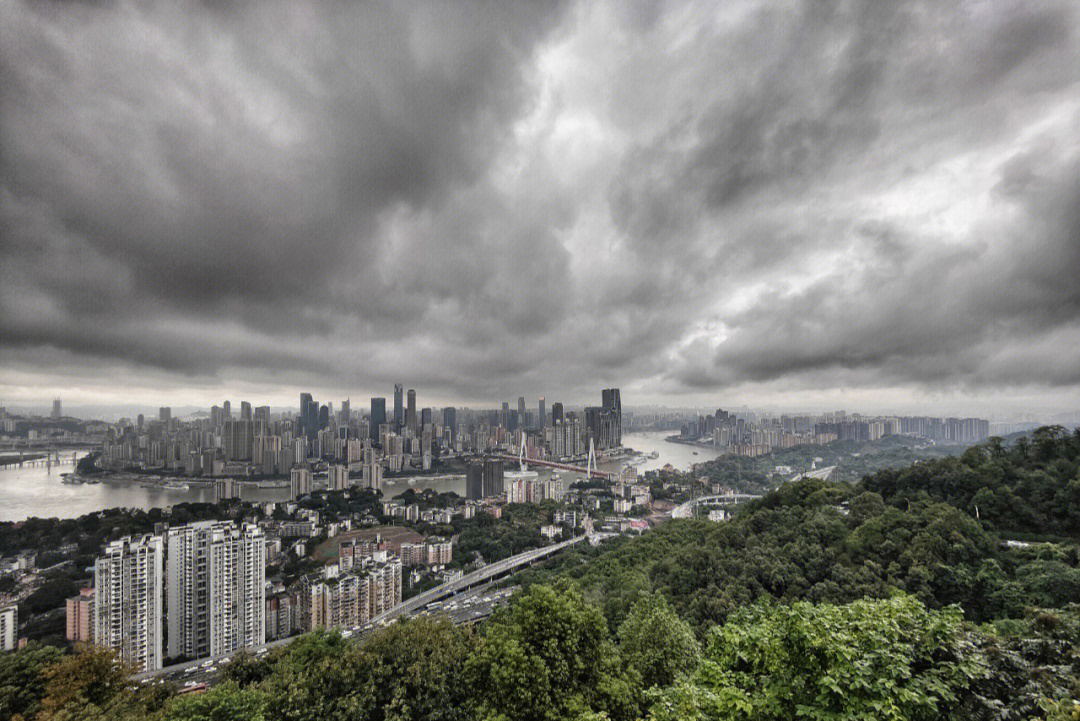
[
  {"x1": 602, "y1": 388, "x2": 623, "y2": 447},
  {"x1": 552, "y1": 402, "x2": 564, "y2": 426},
  {"x1": 370, "y1": 398, "x2": 387, "y2": 441},
  {"x1": 291, "y1": 467, "x2": 313, "y2": 498},
  {"x1": 482, "y1": 459, "x2": 505, "y2": 498},
  {"x1": 393, "y1": 384, "x2": 404, "y2": 428},
  {"x1": 159, "y1": 407, "x2": 171, "y2": 423},
  {"x1": 340, "y1": 399, "x2": 351, "y2": 425},
  {"x1": 223, "y1": 400, "x2": 232, "y2": 420},
  {"x1": 465, "y1": 461, "x2": 484, "y2": 500},
  {"x1": 518, "y1": 397, "x2": 526, "y2": 428},
  {"x1": 166, "y1": 522, "x2": 265, "y2": 661},
  {"x1": 94, "y1": 535, "x2": 164, "y2": 672},
  {"x1": 240, "y1": 401, "x2": 252, "y2": 421},
  {"x1": 538, "y1": 397, "x2": 546, "y2": 429},
  {"x1": 300, "y1": 393, "x2": 312, "y2": 435},
  {"x1": 406, "y1": 389, "x2": 417, "y2": 434},
  {"x1": 328, "y1": 464, "x2": 349, "y2": 491},
  {"x1": 51, "y1": 398, "x2": 62, "y2": 419},
  {"x1": 300, "y1": 393, "x2": 319, "y2": 439},
  {"x1": 362, "y1": 459, "x2": 383, "y2": 490},
  {"x1": 224, "y1": 419, "x2": 254, "y2": 461},
  {"x1": 444, "y1": 407, "x2": 457, "y2": 440}
]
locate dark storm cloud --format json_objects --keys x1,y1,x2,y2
[
  {"x1": 0, "y1": 1, "x2": 570, "y2": 388},
  {"x1": 1, "y1": 0, "x2": 1079, "y2": 409}
]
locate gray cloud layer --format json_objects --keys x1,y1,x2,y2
[{"x1": 1, "y1": 0, "x2": 1079, "y2": 410}]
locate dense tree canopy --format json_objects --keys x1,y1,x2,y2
[
  {"x1": 650, "y1": 595, "x2": 985, "y2": 721},
  {"x1": 861, "y1": 426, "x2": 1080, "y2": 536}
]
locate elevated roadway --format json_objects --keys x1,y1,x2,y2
[
  {"x1": 670, "y1": 493, "x2": 763, "y2": 519},
  {"x1": 134, "y1": 534, "x2": 588, "y2": 683}
]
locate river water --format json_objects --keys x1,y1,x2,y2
[
  {"x1": 0, "y1": 432, "x2": 720, "y2": 522},
  {"x1": 0, "y1": 453, "x2": 290, "y2": 522}
]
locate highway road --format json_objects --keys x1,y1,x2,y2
[{"x1": 134, "y1": 534, "x2": 589, "y2": 688}]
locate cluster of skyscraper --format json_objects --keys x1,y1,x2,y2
[{"x1": 95, "y1": 387, "x2": 622, "y2": 491}]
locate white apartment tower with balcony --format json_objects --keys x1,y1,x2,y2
[
  {"x1": 167, "y1": 521, "x2": 265, "y2": 660},
  {"x1": 0, "y1": 604, "x2": 17, "y2": 652},
  {"x1": 94, "y1": 535, "x2": 163, "y2": 671}
]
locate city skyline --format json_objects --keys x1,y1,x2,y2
[
  {"x1": 2, "y1": 2, "x2": 1079, "y2": 417},
  {"x1": 3, "y1": 388, "x2": 1076, "y2": 425}
]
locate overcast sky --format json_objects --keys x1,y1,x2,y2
[{"x1": 2, "y1": 0, "x2": 1079, "y2": 416}]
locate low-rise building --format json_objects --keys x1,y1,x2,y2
[
  {"x1": 65, "y1": 587, "x2": 94, "y2": 643},
  {"x1": 299, "y1": 558, "x2": 402, "y2": 632}
]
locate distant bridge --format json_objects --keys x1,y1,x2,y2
[
  {"x1": 0, "y1": 450, "x2": 80, "y2": 468},
  {"x1": 493, "y1": 455, "x2": 612, "y2": 480},
  {"x1": 671, "y1": 493, "x2": 763, "y2": 519}
]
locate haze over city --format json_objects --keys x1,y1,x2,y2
[{"x1": 2, "y1": 1, "x2": 1078, "y2": 416}]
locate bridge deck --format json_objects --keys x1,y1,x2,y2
[{"x1": 493, "y1": 455, "x2": 611, "y2": 479}]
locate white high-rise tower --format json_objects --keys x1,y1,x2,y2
[
  {"x1": 167, "y1": 521, "x2": 265, "y2": 660},
  {"x1": 94, "y1": 535, "x2": 164, "y2": 672}
]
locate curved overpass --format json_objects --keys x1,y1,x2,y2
[
  {"x1": 371, "y1": 534, "x2": 588, "y2": 624},
  {"x1": 670, "y1": 493, "x2": 763, "y2": 519}
]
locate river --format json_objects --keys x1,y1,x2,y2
[
  {"x1": 619, "y1": 430, "x2": 723, "y2": 472},
  {"x1": 0, "y1": 432, "x2": 720, "y2": 522},
  {"x1": 380, "y1": 431, "x2": 722, "y2": 499},
  {"x1": 0, "y1": 453, "x2": 290, "y2": 522}
]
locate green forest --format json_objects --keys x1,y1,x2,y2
[{"x1": 2, "y1": 427, "x2": 1078, "y2": 720}]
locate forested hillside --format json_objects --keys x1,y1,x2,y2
[{"x1": 861, "y1": 425, "x2": 1080, "y2": 537}]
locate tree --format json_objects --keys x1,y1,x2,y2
[
  {"x1": 466, "y1": 584, "x2": 619, "y2": 721},
  {"x1": 650, "y1": 595, "x2": 986, "y2": 721},
  {"x1": 162, "y1": 682, "x2": 266, "y2": 721},
  {"x1": 0, "y1": 641, "x2": 64, "y2": 720},
  {"x1": 219, "y1": 651, "x2": 272, "y2": 689},
  {"x1": 617, "y1": 593, "x2": 700, "y2": 690},
  {"x1": 849, "y1": 491, "x2": 886, "y2": 523},
  {"x1": 350, "y1": 615, "x2": 474, "y2": 721},
  {"x1": 35, "y1": 644, "x2": 134, "y2": 720}
]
